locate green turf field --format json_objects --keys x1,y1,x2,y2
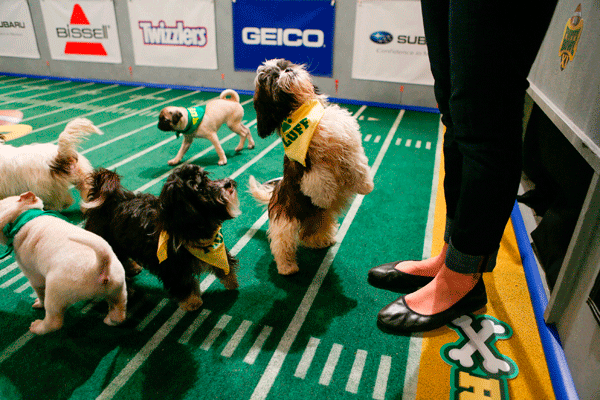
[{"x1": 0, "y1": 75, "x2": 442, "y2": 400}]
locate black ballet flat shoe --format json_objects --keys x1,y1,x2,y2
[
  {"x1": 367, "y1": 261, "x2": 434, "y2": 292},
  {"x1": 376, "y1": 278, "x2": 487, "y2": 335}
]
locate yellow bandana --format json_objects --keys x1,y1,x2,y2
[
  {"x1": 280, "y1": 99, "x2": 325, "y2": 166},
  {"x1": 157, "y1": 226, "x2": 230, "y2": 274}
]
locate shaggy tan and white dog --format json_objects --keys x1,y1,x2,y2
[
  {"x1": 248, "y1": 59, "x2": 374, "y2": 275},
  {"x1": 0, "y1": 192, "x2": 127, "y2": 334},
  {"x1": 157, "y1": 89, "x2": 255, "y2": 166},
  {"x1": 0, "y1": 118, "x2": 102, "y2": 210}
]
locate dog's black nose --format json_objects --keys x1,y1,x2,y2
[{"x1": 224, "y1": 179, "x2": 236, "y2": 189}]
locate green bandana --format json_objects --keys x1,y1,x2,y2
[
  {"x1": 0, "y1": 209, "x2": 69, "y2": 259},
  {"x1": 178, "y1": 106, "x2": 206, "y2": 134}
]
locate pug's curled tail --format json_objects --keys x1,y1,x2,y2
[{"x1": 220, "y1": 89, "x2": 241, "y2": 103}]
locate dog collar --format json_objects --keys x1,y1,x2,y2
[
  {"x1": 178, "y1": 105, "x2": 206, "y2": 134},
  {"x1": 280, "y1": 99, "x2": 325, "y2": 166},
  {"x1": 0, "y1": 209, "x2": 68, "y2": 259},
  {"x1": 157, "y1": 226, "x2": 230, "y2": 274}
]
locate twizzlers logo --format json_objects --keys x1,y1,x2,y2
[
  {"x1": 56, "y1": 4, "x2": 109, "y2": 56},
  {"x1": 138, "y1": 21, "x2": 208, "y2": 47}
]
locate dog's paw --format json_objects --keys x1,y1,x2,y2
[
  {"x1": 179, "y1": 295, "x2": 203, "y2": 311},
  {"x1": 104, "y1": 313, "x2": 126, "y2": 326},
  {"x1": 277, "y1": 264, "x2": 300, "y2": 275},
  {"x1": 125, "y1": 260, "x2": 143, "y2": 277},
  {"x1": 221, "y1": 273, "x2": 239, "y2": 290},
  {"x1": 32, "y1": 298, "x2": 44, "y2": 309},
  {"x1": 218, "y1": 159, "x2": 227, "y2": 166},
  {"x1": 168, "y1": 158, "x2": 181, "y2": 166},
  {"x1": 302, "y1": 238, "x2": 336, "y2": 249},
  {"x1": 30, "y1": 320, "x2": 45, "y2": 334},
  {"x1": 30, "y1": 319, "x2": 59, "y2": 335}
]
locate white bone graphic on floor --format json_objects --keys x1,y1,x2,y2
[{"x1": 448, "y1": 315, "x2": 511, "y2": 374}]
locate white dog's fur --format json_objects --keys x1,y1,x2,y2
[
  {"x1": 0, "y1": 118, "x2": 102, "y2": 210},
  {"x1": 158, "y1": 89, "x2": 255, "y2": 166},
  {"x1": 0, "y1": 192, "x2": 127, "y2": 334},
  {"x1": 249, "y1": 59, "x2": 374, "y2": 275}
]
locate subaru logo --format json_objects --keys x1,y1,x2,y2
[{"x1": 370, "y1": 31, "x2": 393, "y2": 44}]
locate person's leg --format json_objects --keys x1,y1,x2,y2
[
  {"x1": 394, "y1": 0, "x2": 457, "y2": 278},
  {"x1": 404, "y1": 1, "x2": 557, "y2": 315}
]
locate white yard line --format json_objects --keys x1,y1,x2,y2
[
  {"x1": 22, "y1": 86, "x2": 144, "y2": 122},
  {"x1": 0, "y1": 80, "x2": 76, "y2": 106},
  {"x1": 401, "y1": 115, "x2": 444, "y2": 400},
  {"x1": 0, "y1": 78, "x2": 48, "y2": 92},
  {"x1": 81, "y1": 121, "x2": 157, "y2": 155},
  {"x1": 30, "y1": 88, "x2": 171, "y2": 135},
  {"x1": 0, "y1": 76, "x2": 28, "y2": 84},
  {"x1": 134, "y1": 118, "x2": 257, "y2": 193},
  {"x1": 250, "y1": 109, "x2": 404, "y2": 400},
  {"x1": 17, "y1": 83, "x2": 115, "y2": 111}
]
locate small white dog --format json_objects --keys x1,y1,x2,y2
[
  {"x1": 249, "y1": 59, "x2": 374, "y2": 275},
  {"x1": 0, "y1": 192, "x2": 127, "y2": 335},
  {"x1": 0, "y1": 118, "x2": 102, "y2": 210},
  {"x1": 157, "y1": 89, "x2": 255, "y2": 166}
]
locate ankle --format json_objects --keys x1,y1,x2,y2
[{"x1": 395, "y1": 243, "x2": 448, "y2": 277}]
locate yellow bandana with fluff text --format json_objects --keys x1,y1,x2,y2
[
  {"x1": 157, "y1": 226, "x2": 229, "y2": 274},
  {"x1": 280, "y1": 99, "x2": 325, "y2": 166}
]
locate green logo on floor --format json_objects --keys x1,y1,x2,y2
[{"x1": 441, "y1": 314, "x2": 518, "y2": 399}]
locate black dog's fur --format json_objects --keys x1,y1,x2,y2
[{"x1": 83, "y1": 164, "x2": 240, "y2": 310}]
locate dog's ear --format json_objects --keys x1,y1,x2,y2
[
  {"x1": 18, "y1": 192, "x2": 37, "y2": 204},
  {"x1": 254, "y1": 98, "x2": 279, "y2": 138},
  {"x1": 254, "y1": 88, "x2": 294, "y2": 139},
  {"x1": 172, "y1": 111, "x2": 183, "y2": 125}
]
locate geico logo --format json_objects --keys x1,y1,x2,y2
[
  {"x1": 242, "y1": 27, "x2": 324, "y2": 48},
  {"x1": 56, "y1": 25, "x2": 108, "y2": 39}
]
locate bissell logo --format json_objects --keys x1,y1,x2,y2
[{"x1": 56, "y1": 4, "x2": 108, "y2": 56}]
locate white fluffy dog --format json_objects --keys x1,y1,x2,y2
[
  {"x1": 0, "y1": 118, "x2": 102, "y2": 210},
  {"x1": 157, "y1": 89, "x2": 255, "y2": 166},
  {"x1": 0, "y1": 192, "x2": 127, "y2": 334},
  {"x1": 248, "y1": 59, "x2": 374, "y2": 275}
]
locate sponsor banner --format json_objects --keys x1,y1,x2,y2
[
  {"x1": 233, "y1": 0, "x2": 335, "y2": 77},
  {"x1": 127, "y1": 0, "x2": 217, "y2": 69},
  {"x1": 352, "y1": 0, "x2": 433, "y2": 86},
  {"x1": 40, "y1": 0, "x2": 122, "y2": 63},
  {"x1": 0, "y1": 0, "x2": 41, "y2": 59}
]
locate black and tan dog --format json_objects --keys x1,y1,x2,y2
[
  {"x1": 249, "y1": 59, "x2": 374, "y2": 275},
  {"x1": 157, "y1": 89, "x2": 255, "y2": 166},
  {"x1": 82, "y1": 164, "x2": 240, "y2": 311}
]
